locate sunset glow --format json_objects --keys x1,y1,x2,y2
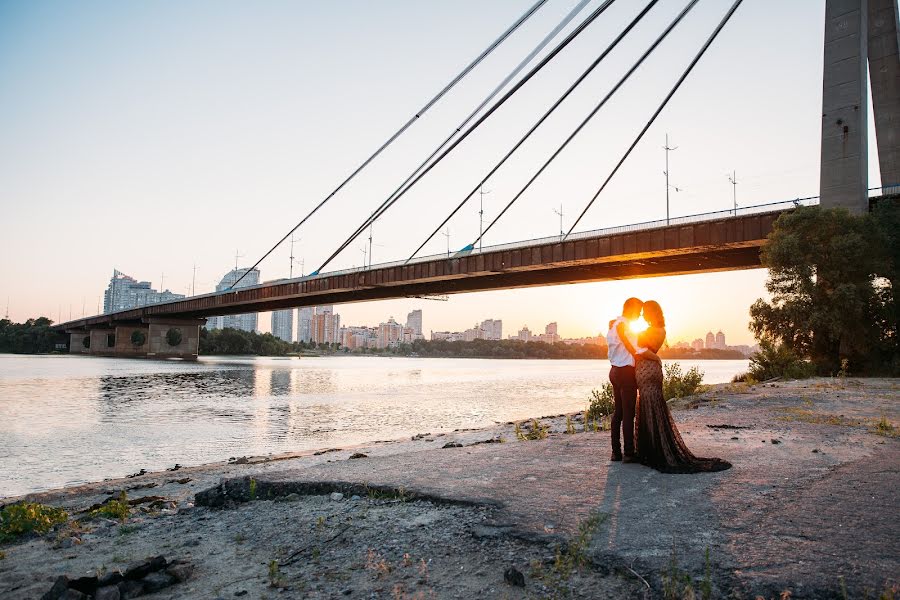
[{"x1": 629, "y1": 317, "x2": 649, "y2": 334}]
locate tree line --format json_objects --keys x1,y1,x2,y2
[{"x1": 0, "y1": 317, "x2": 60, "y2": 354}]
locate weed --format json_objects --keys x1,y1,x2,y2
[
  {"x1": 366, "y1": 548, "x2": 392, "y2": 578},
  {"x1": 90, "y1": 492, "x2": 129, "y2": 522},
  {"x1": 662, "y1": 547, "x2": 694, "y2": 600},
  {"x1": 583, "y1": 410, "x2": 591, "y2": 433},
  {"x1": 268, "y1": 559, "x2": 285, "y2": 588},
  {"x1": 0, "y1": 503, "x2": 69, "y2": 542},
  {"x1": 838, "y1": 358, "x2": 850, "y2": 379},
  {"x1": 663, "y1": 363, "x2": 706, "y2": 400},
  {"x1": 316, "y1": 516, "x2": 326, "y2": 530},
  {"x1": 515, "y1": 419, "x2": 549, "y2": 441},
  {"x1": 776, "y1": 407, "x2": 861, "y2": 427},
  {"x1": 532, "y1": 511, "x2": 606, "y2": 596},
  {"x1": 587, "y1": 384, "x2": 615, "y2": 422},
  {"x1": 565, "y1": 415, "x2": 575, "y2": 435},
  {"x1": 731, "y1": 371, "x2": 758, "y2": 385},
  {"x1": 0, "y1": 550, "x2": 5, "y2": 560},
  {"x1": 249, "y1": 478, "x2": 258, "y2": 501},
  {"x1": 117, "y1": 525, "x2": 138, "y2": 536},
  {"x1": 365, "y1": 486, "x2": 408, "y2": 502},
  {"x1": 872, "y1": 416, "x2": 898, "y2": 438},
  {"x1": 840, "y1": 576, "x2": 849, "y2": 600},
  {"x1": 700, "y1": 548, "x2": 712, "y2": 600},
  {"x1": 234, "y1": 532, "x2": 246, "y2": 544}
]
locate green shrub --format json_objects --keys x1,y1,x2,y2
[
  {"x1": 0, "y1": 503, "x2": 69, "y2": 542},
  {"x1": 663, "y1": 363, "x2": 705, "y2": 400},
  {"x1": 90, "y1": 491, "x2": 130, "y2": 522},
  {"x1": 748, "y1": 340, "x2": 815, "y2": 381},
  {"x1": 587, "y1": 384, "x2": 615, "y2": 421},
  {"x1": 130, "y1": 330, "x2": 146, "y2": 347},
  {"x1": 165, "y1": 327, "x2": 183, "y2": 347}
]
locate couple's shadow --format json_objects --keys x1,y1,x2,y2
[{"x1": 590, "y1": 460, "x2": 732, "y2": 588}]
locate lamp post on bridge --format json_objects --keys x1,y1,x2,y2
[
  {"x1": 553, "y1": 204, "x2": 564, "y2": 242},
  {"x1": 728, "y1": 171, "x2": 738, "y2": 215},
  {"x1": 663, "y1": 134, "x2": 680, "y2": 224},
  {"x1": 478, "y1": 184, "x2": 491, "y2": 253}
]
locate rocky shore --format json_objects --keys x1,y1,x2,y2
[{"x1": 1, "y1": 378, "x2": 897, "y2": 599}]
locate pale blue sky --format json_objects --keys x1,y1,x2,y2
[{"x1": 0, "y1": 0, "x2": 885, "y2": 343}]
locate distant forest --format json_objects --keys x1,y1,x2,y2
[{"x1": 0, "y1": 317, "x2": 60, "y2": 354}]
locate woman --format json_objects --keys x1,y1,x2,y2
[{"x1": 633, "y1": 300, "x2": 731, "y2": 473}]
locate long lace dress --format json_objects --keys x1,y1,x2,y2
[{"x1": 634, "y1": 328, "x2": 731, "y2": 474}]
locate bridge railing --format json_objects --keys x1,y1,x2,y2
[{"x1": 312, "y1": 196, "x2": 821, "y2": 280}]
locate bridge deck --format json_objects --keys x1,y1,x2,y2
[{"x1": 54, "y1": 203, "x2": 796, "y2": 331}]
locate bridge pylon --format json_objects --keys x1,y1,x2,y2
[{"x1": 820, "y1": 0, "x2": 900, "y2": 213}]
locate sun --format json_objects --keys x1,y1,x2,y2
[{"x1": 628, "y1": 317, "x2": 649, "y2": 334}]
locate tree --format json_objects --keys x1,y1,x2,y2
[{"x1": 750, "y1": 203, "x2": 897, "y2": 374}]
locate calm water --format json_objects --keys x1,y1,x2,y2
[{"x1": 0, "y1": 354, "x2": 748, "y2": 497}]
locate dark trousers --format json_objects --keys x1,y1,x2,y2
[{"x1": 609, "y1": 365, "x2": 637, "y2": 455}]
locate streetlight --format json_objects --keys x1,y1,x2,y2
[
  {"x1": 663, "y1": 133, "x2": 680, "y2": 224},
  {"x1": 728, "y1": 171, "x2": 738, "y2": 215},
  {"x1": 478, "y1": 184, "x2": 491, "y2": 253},
  {"x1": 441, "y1": 227, "x2": 451, "y2": 258},
  {"x1": 553, "y1": 204, "x2": 564, "y2": 241}
]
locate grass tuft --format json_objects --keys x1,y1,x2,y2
[{"x1": 90, "y1": 491, "x2": 130, "y2": 522}]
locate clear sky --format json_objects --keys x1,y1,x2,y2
[{"x1": 0, "y1": 0, "x2": 885, "y2": 345}]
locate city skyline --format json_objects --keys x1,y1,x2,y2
[{"x1": 1, "y1": 1, "x2": 881, "y2": 346}]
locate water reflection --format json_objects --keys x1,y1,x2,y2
[{"x1": 0, "y1": 355, "x2": 748, "y2": 497}]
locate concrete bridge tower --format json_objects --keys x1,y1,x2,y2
[{"x1": 820, "y1": 0, "x2": 900, "y2": 213}]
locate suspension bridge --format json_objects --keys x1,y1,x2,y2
[{"x1": 53, "y1": 0, "x2": 900, "y2": 358}]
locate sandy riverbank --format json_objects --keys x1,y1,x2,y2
[{"x1": 1, "y1": 378, "x2": 897, "y2": 599}]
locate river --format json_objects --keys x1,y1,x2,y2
[{"x1": 0, "y1": 354, "x2": 748, "y2": 497}]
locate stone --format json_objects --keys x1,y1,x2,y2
[
  {"x1": 41, "y1": 576, "x2": 70, "y2": 600},
  {"x1": 166, "y1": 561, "x2": 195, "y2": 583},
  {"x1": 350, "y1": 495, "x2": 361, "y2": 501},
  {"x1": 141, "y1": 571, "x2": 176, "y2": 593},
  {"x1": 98, "y1": 572, "x2": 124, "y2": 587},
  {"x1": 67, "y1": 576, "x2": 99, "y2": 595},
  {"x1": 95, "y1": 586, "x2": 121, "y2": 600},
  {"x1": 330, "y1": 492, "x2": 344, "y2": 501},
  {"x1": 117, "y1": 580, "x2": 144, "y2": 599},
  {"x1": 124, "y1": 555, "x2": 167, "y2": 580},
  {"x1": 503, "y1": 566, "x2": 525, "y2": 587},
  {"x1": 349, "y1": 453, "x2": 367, "y2": 459},
  {"x1": 442, "y1": 442, "x2": 463, "y2": 449}
]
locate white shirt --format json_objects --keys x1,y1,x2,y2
[{"x1": 607, "y1": 316, "x2": 639, "y2": 367}]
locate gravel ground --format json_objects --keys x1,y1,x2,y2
[{"x1": 1, "y1": 377, "x2": 897, "y2": 599}]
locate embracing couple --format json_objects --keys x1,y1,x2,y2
[{"x1": 606, "y1": 298, "x2": 731, "y2": 474}]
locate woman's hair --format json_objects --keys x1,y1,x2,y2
[{"x1": 642, "y1": 300, "x2": 665, "y2": 327}]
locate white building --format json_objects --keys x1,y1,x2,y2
[
  {"x1": 406, "y1": 309, "x2": 423, "y2": 337},
  {"x1": 480, "y1": 319, "x2": 502, "y2": 340},
  {"x1": 377, "y1": 317, "x2": 404, "y2": 348},
  {"x1": 715, "y1": 330, "x2": 726, "y2": 349},
  {"x1": 271, "y1": 309, "x2": 293, "y2": 342},
  {"x1": 103, "y1": 270, "x2": 185, "y2": 314},
  {"x1": 207, "y1": 267, "x2": 260, "y2": 333},
  {"x1": 705, "y1": 331, "x2": 716, "y2": 349},
  {"x1": 297, "y1": 307, "x2": 314, "y2": 343}
]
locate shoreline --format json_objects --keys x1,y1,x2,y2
[{"x1": 2, "y1": 378, "x2": 897, "y2": 599}]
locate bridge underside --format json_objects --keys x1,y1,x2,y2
[{"x1": 55, "y1": 211, "x2": 779, "y2": 342}]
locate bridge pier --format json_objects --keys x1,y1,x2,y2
[
  {"x1": 820, "y1": 0, "x2": 900, "y2": 212},
  {"x1": 67, "y1": 331, "x2": 91, "y2": 354},
  {"x1": 88, "y1": 328, "x2": 117, "y2": 356},
  {"x1": 145, "y1": 318, "x2": 204, "y2": 360},
  {"x1": 114, "y1": 324, "x2": 151, "y2": 357}
]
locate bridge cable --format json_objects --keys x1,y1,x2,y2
[
  {"x1": 471, "y1": 0, "x2": 702, "y2": 251},
  {"x1": 313, "y1": 0, "x2": 619, "y2": 276},
  {"x1": 227, "y1": 0, "x2": 550, "y2": 290},
  {"x1": 407, "y1": 0, "x2": 664, "y2": 263},
  {"x1": 566, "y1": 0, "x2": 745, "y2": 237}
]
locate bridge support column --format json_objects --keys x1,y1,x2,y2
[
  {"x1": 114, "y1": 324, "x2": 151, "y2": 357},
  {"x1": 146, "y1": 318, "x2": 204, "y2": 360},
  {"x1": 868, "y1": 0, "x2": 900, "y2": 189},
  {"x1": 67, "y1": 331, "x2": 91, "y2": 354},
  {"x1": 89, "y1": 328, "x2": 117, "y2": 356},
  {"x1": 820, "y1": 0, "x2": 870, "y2": 213}
]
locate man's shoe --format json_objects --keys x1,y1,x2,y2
[
  {"x1": 622, "y1": 454, "x2": 637, "y2": 464},
  {"x1": 610, "y1": 452, "x2": 623, "y2": 462}
]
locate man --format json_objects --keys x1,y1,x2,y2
[{"x1": 606, "y1": 297, "x2": 643, "y2": 463}]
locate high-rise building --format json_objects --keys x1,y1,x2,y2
[
  {"x1": 705, "y1": 331, "x2": 715, "y2": 349},
  {"x1": 103, "y1": 270, "x2": 185, "y2": 314},
  {"x1": 693, "y1": 338, "x2": 705, "y2": 351},
  {"x1": 271, "y1": 309, "x2": 293, "y2": 342},
  {"x1": 377, "y1": 317, "x2": 404, "y2": 348},
  {"x1": 297, "y1": 307, "x2": 314, "y2": 343},
  {"x1": 540, "y1": 322, "x2": 559, "y2": 344},
  {"x1": 311, "y1": 306, "x2": 341, "y2": 345},
  {"x1": 715, "y1": 330, "x2": 726, "y2": 349},
  {"x1": 545, "y1": 322, "x2": 558, "y2": 336},
  {"x1": 207, "y1": 267, "x2": 260, "y2": 333},
  {"x1": 517, "y1": 326, "x2": 532, "y2": 342},
  {"x1": 480, "y1": 319, "x2": 502, "y2": 340},
  {"x1": 406, "y1": 309, "x2": 423, "y2": 336}
]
